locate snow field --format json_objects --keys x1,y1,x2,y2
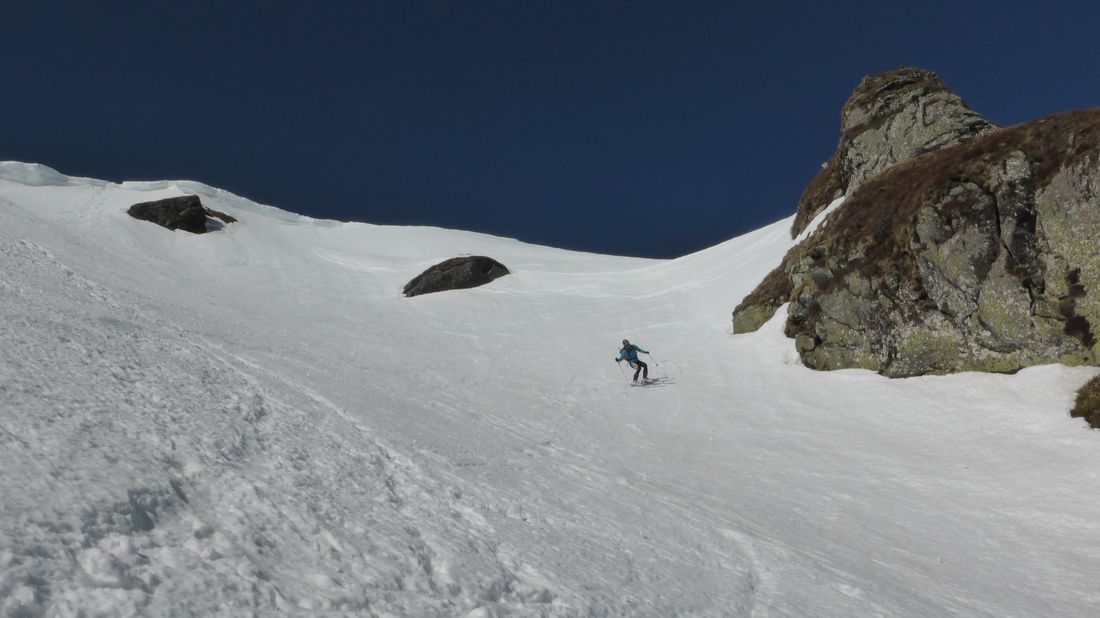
[{"x1": 3, "y1": 163, "x2": 1100, "y2": 616}]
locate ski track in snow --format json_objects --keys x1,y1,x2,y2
[{"x1": 4, "y1": 163, "x2": 1100, "y2": 616}]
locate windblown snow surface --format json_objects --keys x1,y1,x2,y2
[{"x1": 3, "y1": 161, "x2": 1100, "y2": 617}]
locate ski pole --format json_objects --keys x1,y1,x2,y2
[{"x1": 616, "y1": 361, "x2": 627, "y2": 379}]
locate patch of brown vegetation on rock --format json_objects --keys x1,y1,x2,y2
[
  {"x1": 1071, "y1": 374, "x2": 1100, "y2": 428},
  {"x1": 731, "y1": 263, "x2": 792, "y2": 333},
  {"x1": 791, "y1": 157, "x2": 844, "y2": 237},
  {"x1": 788, "y1": 108, "x2": 1100, "y2": 288},
  {"x1": 791, "y1": 67, "x2": 995, "y2": 238},
  {"x1": 1061, "y1": 268, "x2": 1096, "y2": 348}
]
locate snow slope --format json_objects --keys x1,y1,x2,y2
[{"x1": 3, "y1": 162, "x2": 1100, "y2": 617}]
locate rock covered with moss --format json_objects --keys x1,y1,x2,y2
[
  {"x1": 790, "y1": 68, "x2": 996, "y2": 238},
  {"x1": 735, "y1": 68, "x2": 1100, "y2": 377},
  {"x1": 731, "y1": 266, "x2": 791, "y2": 334}
]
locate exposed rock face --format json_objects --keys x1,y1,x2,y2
[
  {"x1": 403, "y1": 256, "x2": 510, "y2": 297},
  {"x1": 791, "y1": 68, "x2": 996, "y2": 237},
  {"x1": 736, "y1": 107, "x2": 1100, "y2": 377},
  {"x1": 127, "y1": 196, "x2": 237, "y2": 234}
]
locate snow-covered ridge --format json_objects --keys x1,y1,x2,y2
[
  {"x1": 0, "y1": 161, "x2": 98, "y2": 187},
  {"x1": 4, "y1": 161, "x2": 1100, "y2": 616},
  {"x1": 0, "y1": 161, "x2": 322, "y2": 225}
]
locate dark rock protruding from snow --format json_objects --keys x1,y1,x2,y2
[
  {"x1": 404, "y1": 256, "x2": 510, "y2": 297},
  {"x1": 791, "y1": 67, "x2": 996, "y2": 237},
  {"x1": 127, "y1": 195, "x2": 237, "y2": 234}
]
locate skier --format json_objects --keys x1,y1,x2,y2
[{"x1": 615, "y1": 339, "x2": 650, "y2": 383}]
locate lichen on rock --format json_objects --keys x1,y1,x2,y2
[
  {"x1": 791, "y1": 67, "x2": 996, "y2": 238},
  {"x1": 733, "y1": 65, "x2": 1100, "y2": 378},
  {"x1": 127, "y1": 195, "x2": 237, "y2": 234}
]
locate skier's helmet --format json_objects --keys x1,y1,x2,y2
[{"x1": 622, "y1": 339, "x2": 630, "y2": 345}]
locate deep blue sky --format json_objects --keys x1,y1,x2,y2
[{"x1": 5, "y1": 2, "x2": 1098, "y2": 257}]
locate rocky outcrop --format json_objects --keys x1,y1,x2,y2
[
  {"x1": 127, "y1": 196, "x2": 237, "y2": 234},
  {"x1": 737, "y1": 107, "x2": 1100, "y2": 377},
  {"x1": 403, "y1": 256, "x2": 510, "y2": 297},
  {"x1": 791, "y1": 68, "x2": 996, "y2": 237}
]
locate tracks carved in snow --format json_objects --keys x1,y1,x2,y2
[{"x1": 719, "y1": 527, "x2": 778, "y2": 618}]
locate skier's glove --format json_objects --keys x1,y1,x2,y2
[{"x1": 614, "y1": 358, "x2": 620, "y2": 362}]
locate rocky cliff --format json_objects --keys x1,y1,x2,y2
[
  {"x1": 735, "y1": 69, "x2": 1100, "y2": 377},
  {"x1": 791, "y1": 68, "x2": 996, "y2": 237}
]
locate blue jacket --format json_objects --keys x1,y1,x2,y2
[{"x1": 616, "y1": 344, "x2": 649, "y2": 363}]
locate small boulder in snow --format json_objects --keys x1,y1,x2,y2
[
  {"x1": 127, "y1": 195, "x2": 237, "y2": 234},
  {"x1": 404, "y1": 256, "x2": 509, "y2": 297}
]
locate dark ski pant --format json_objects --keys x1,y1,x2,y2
[{"x1": 630, "y1": 360, "x2": 648, "y2": 381}]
